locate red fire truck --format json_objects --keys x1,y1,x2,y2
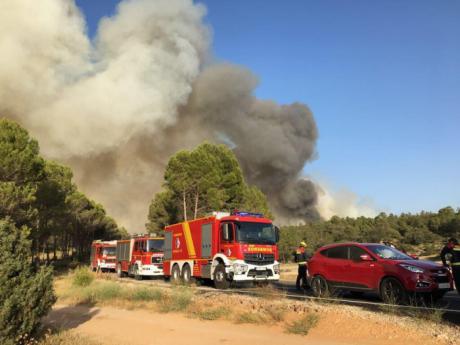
[
  {"x1": 116, "y1": 235, "x2": 164, "y2": 280},
  {"x1": 90, "y1": 240, "x2": 117, "y2": 272},
  {"x1": 163, "y1": 211, "x2": 280, "y2": 289}
]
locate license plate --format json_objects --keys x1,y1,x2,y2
[
  {"x1": 256, "y1": 267, "x2": 266, "y2": 271},
  {"x1": 438, "y1": 283, "x2": 450, "y2": 289}
]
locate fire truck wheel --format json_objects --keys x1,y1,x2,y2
[
  {"x1": 134, "y1": 265, "x2": 143, "y2": 280},
  {"x1": 171, "y1": 264, "x2": 181, "y2": 284},
  {"x1": 214, "y1": 263, "x2": 230, "y2": 289},
  {"x1": 181, "y1": 264, "x2": 192, "y2": 284}
]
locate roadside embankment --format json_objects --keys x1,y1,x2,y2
[{"x1": 39, "y1": 270, "x2": 459, "y2": 345}]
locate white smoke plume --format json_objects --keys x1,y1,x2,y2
[
  {"x1": 0, "y1": 0, "x2": 321, "y2": 230},
  {"x1": 316, "y1": 184, "x2": 379, "y2": 220}
]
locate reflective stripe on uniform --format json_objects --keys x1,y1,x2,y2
[{"x1": 452, "y1": 262, "x2": 460, "y2": 266}]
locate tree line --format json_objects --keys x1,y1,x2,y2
[
  {"x1": 278, "y1": 207, "x2": 460, "y2": 262},
  {"x1": 0, "y1": 119, "x2": 128, "y2": 262},
  {"x1": 3, "y1": 117, "x2": 458, "y2": 265},
  {"x1": 146, "y1": 142, "x2": 272, "y2": 233},
  {"x1": 144, "y1": 139, "x2": 459, "y2": 263}
]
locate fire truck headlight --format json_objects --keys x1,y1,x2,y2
[
  {"x1": 233, "y1": 263, "x2": 248, "y2": 275},
  {"x1": 273, "y1": 264, "x2": 280, "y2": 274}
]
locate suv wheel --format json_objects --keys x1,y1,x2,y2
[
  {"x1": 380, "y1": 277, "x2": 407, "y2": 304},
  {"x1": 311, "y1": 275, "x2": 331, "y2": 297}
]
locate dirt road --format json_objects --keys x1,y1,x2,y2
[
  {"x1": 44, "y1": 304, "x2": 450, "y2": 345},
  {"x1": 45, "y1": 304, "x2": 341, "y2": 345}
]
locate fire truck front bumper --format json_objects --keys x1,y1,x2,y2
[
  {"x1": 228, "y1": 260, "x2": 280, "y2": 282},
  {"x1": 99, "y1": 262, "x2": 116, "y2": 270},
  {"x1": 139, "y1": 264, "x2": 164, "y2": 276}
]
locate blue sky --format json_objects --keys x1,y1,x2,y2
[{"x1": 75, "y1": 0, "x2": 460, "y2": 215}]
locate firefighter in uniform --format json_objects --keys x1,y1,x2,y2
[
  {"x1": 294, "y1": 241, "x2": 310, "y2": 290},
  {"x1": 451, "y1": 239, "x2": 460, "y2": 295},
  {"x1": 440, "y1": 238, "x2": 456, "y2": 267}
]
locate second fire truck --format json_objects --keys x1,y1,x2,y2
[
  {"x1": 90, "y1": 240, "x2": 117, "y2": 272},
  {"x1": 116, "y1": 235, "x2": 165, "y2": 280},
  {"x1": 163, "y1": 211, "x2": 280, "y2": 289}
]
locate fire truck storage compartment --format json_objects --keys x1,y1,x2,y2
[
  {"x1": 201, "y1": 223, "x2": 212, "y2": 258},
  {"x1": 116, "y1": 241, "x2": 130, "y2": 262},
  {"x1": 164, "y1": 232, "x2": 172, "y2": 260},
  {"x1": 200, "y1": 222, "x2": 213, "y2": 278}
]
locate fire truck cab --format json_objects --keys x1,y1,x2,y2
[
  {"x1": 116, "y1": 236, "x2": 164, "y2": 280},
  {"x1": 163, "y1": 211, "x2": 280, "y2": 289},
  {"x1": 90, "y1": 240, "x2": 117, "y2": 272}
]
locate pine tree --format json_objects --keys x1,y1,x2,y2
[{"x1": 0, "y1": 218, "x2": 56, "y2": 344}]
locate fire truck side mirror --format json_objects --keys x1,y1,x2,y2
[{"x1": 275, "y1": 226, "x2": 280, "y2": 243}]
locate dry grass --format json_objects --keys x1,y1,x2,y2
[
  {"x1": 234, "y1": 311, "x2": 267, "y2": 324},
  {"x1": 264, "y1": 304, "x2": 288, "y2": 322},
  {"x1": 285, "y1": 313, "x2": 320, "y2": 335},
  {"x1": 53, "y1": 271, "x2": 457, "y2": 345},
  {"x1": 37, "y1": 331, "x2": 100, "y2": 345},
  {"x1": 188, "y1": 306, "x2": 231, "y2": 321},
  {"x1": 157, "y1": 287, "x2": 194, "y2": 313},
  {"x1": 253, "y1": 283, "x2": 287, "y2": 300},
  {"x1": 57, "y1": 273, "x2": 164, "y2": 307}
]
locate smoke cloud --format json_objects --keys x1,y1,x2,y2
[
  {"x1": 315, "y1": 184, "x2": 379, "y2": 220},
  {"x1": 0, "y1": 0, "x2": 320, "y2": 230}
]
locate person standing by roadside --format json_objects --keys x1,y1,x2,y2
[
  {"x1": 450, "y1": 239, "x2": 460, "y2": 294},
  {"x1": 294, "y1": 241, "x2": 310, "y2": 290},
  {"x1": 440, "y1": 238, "x2": 457, "y2": 267}
]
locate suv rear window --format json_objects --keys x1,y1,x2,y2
[{"x1": 323, "y1": 246, "x2": 348, "y2": 259}]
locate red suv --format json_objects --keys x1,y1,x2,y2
[{"x1": 308, "y1": 242, "x2": 452, "y2": 303}]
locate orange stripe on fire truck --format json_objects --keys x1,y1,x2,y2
[{"x1": 182, "y1": 222, "x2": 196, "y2": 258}]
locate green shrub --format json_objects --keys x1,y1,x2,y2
[
  {"x1": 93, "y1": 282, "x2": 121, "y2": 301},
  {"x1": 129, "y1": 287, "x2": 163, "y2": 301},
  {"x1": 285, "y1": 313, "x2": 319, "y2": 335},
  {"x1": 0, "y1": 220, "x2": 56, "y2": 345},
  {"x1": 72, "y1": 267, "x2": 94, "y2": 287},
  {"x1": 159, "y1": 287, "x2": 193, "y2": 313}
]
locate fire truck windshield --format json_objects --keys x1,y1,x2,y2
[
  {"x1": 148, "y1": 239, "x2": 164, "y2": 252},
  {"x1": 235, "y1": 222, "x2": 276, "y2": 245},
  {"x1": 102, "y1": 247, "x2": 116, "y2": 256}
]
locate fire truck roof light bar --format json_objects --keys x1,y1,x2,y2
[{"x1": 231, "y1": 211, "x2": 264, "y2": 218}]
